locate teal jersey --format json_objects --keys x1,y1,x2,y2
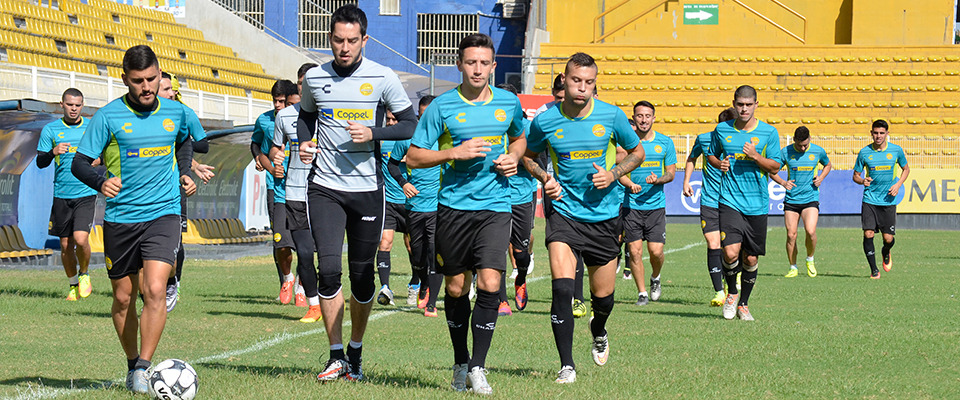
[
  {"x1": 687, "y1": 131, "x2": 721, "y2": 209},
  {"x1": 77, "y1": 96, "x2": 190, "y2": 223},
  {"x1": 381, "y1": 139, "x2": 407, "y2": 204},
  {"x1": 183, "y1": 107, "x2": 207, "y2": 141},
  {"x1": 391, "y1": 139, "x2": 440, "y2": 212},
  {"x1": 410, "y1": 86, "x2": 525, "y2": 213},
  {"x1": 37, "y1": 117, "x2": 98, "y2": 199},
  {"x1": 623, "y1": 131, "x2": 676, "y2": 210},
  {"x1": 528, "y1": 99, "x2": 640, "y2": 223},
  {"x1": 854, "y1": 142, "x2": 908, "y2": 206},
  {"x1": 780, "y1": 143, "x2": 830, "y2": 204},
  {"x1": 252, "y1": 109, "x2": 276, "y2": 191},
  {"x1": 509, "y1": 119, "x2": 537, "y2": 205},
  {"x1": 709, "y1": 120, "x2": 782, "y2": 216}
]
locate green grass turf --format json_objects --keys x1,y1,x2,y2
[{"x1": 1, "y1": 220, "x2": 959, "y2": 399}]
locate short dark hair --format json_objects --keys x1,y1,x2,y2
[
  {"x1": 633, "y1": 100, "x2": 655, "y2": 115},
  {"x1": 418, "y1": 95, "x2": 436, "y2": 109},
  {"x1": 62, "y1": 88, "x2": 83, "y2": 101},
  {"x1": 278, "y1": 80, "x2": 298, "y2": 97},
  {"x1": 270, "y1": 80, "x2": 287, "y2": 99},
  {"x1": 718, "y1": 107, "x2": 737, "y2": 122},
  {"x1": 330, "y1": 4, "x2": 367, "y2": 36},
  {"x1": 122, "y1": 45, "x2": 159, "y2": 73},
  {"x1": 734, "y1": 85, "x2": 757, "y2": 101},
  {"x1": 457, "y1": 33, "x2": 496, "y2": 61},
  {"x1": 496, "y1": 83, "x2": 518, "y2": 95},
  {"x1": 794, "y1": 126, "x2": 810, "y2": 142},
  {"x1": 565, "y1": 52, "x2": 596, "y2": 74},
  {"x1": 298, "y1": 63, "x2": 318, "y2": 79},
  {"x1": 551, "y1": 73, "x2": 564, "y2": 93},
  {"x1": 160, "y1": 71, "x2": 172, "y2": 80},
  {"x1": 872, "y1": 119, "x2": 889, "y2": 130}
]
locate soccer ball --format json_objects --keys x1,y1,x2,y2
[{"x1": 149, "y1": 359, "x2": 198, "y2": 400}]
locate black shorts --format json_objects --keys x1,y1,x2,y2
[
  {"x1": 784, "y1": 201, "x2": 820, "y2": 214},
  {"x1": 383, "y1": 201, "x2": 408, "y2": 233},
  {"x1": 266, "y1": 189, "x2": 275, "y2": 228},
  {"x1": 49, "y1": 195, "x2": 96, "y2": 238},
  {"x1": 285, "y1": 200, "x2": 309, "y2": 231},
  {"x1": 700, "y1": 205, "x2": 720, "y2": 234},
  {"x1": 545, "y1": 210, "x2": 622, "y2": 267},
  {"x1": 273, "y1": 202, "x2": 295, "y2": 249},
  {"x1": 179, "y1": 186, "x2": 188, "y2": 232},
  {"x1": 435, "y1": 205, "x2": 511, "y2": 276},
  {"x1": 622, "y1": 208, "x2": 666, "y2": 244},
  {"x1": 307, "y1": 183, "x2": 383, "y2": 283},
  {"x1": 510, "y1": 200, "x2": 535, "y2": 250},
  {"x1": 861, "y1": 203, "x2": 897, "y2": 235},
  {"x1": 408, "y1": 211, "x2": 437, "y2": 272},
  {"x1": 103, "y1": 214, "x2": 181, "y2": 279},
  {"x1": 719, "y1": 204, "x2": 768, "y2": 257}
]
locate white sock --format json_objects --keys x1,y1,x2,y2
[
  {"x1": 806, "y1": 256, "x2": 814, "y2": 262},
  {"x1": 68, "y1": 274, "x2": 79, "y2": 285},
  {"x1": 348, "y1": 340, "x2": 362, "y2": 349},
  {"x1": 330, "y1": 344, "x2": 343, "y2": 351},
  {"x1": 790, "y1": 264, "x2": 797, "y2": 269},
  {"x1": 308, "y1": 296, "x2": 320, "y2": 306},
  {"x1": 651, "y1": 275, "x2": 660, "y2": 281},
  {"x1": 639, "y1": 291, "x2": 648, "y2": 297},
  {"x1": 284, "y1": 273, "x2": 294, "y2": 282}
]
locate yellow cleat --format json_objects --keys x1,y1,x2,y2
[
  {"x1": 806, "y1": 260, "x2": 817, "y2": 277},
  {"x1": 710, "y1": 291, "x2": 725, "y2": 306},
  {"x1": 78, "y1": 273, "x2": 92, "y2": 298},
  {"x1": 572, "y1": 299, "x2": 588, "y2": 318},
  {"x1": 784, "y1": 268, "x2": 799, "y2": 278},
  {"x1": 66, "y1": 286, "x2": 79, "y2": 301},
  {"x1": 300, "y1": 305, "x2": 323, "y2": 323}
]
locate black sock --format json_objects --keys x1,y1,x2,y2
[
  {"x1": 863, "y1": 237, "x2": 877, "y2": 272},
  {"x1": 444, "y1": 293, "x2": 471, "y2": 364},
  {"x1": 574, "y1": 254, "x2": 585, "y2": 301},
  {"x1": 881, "y1": 237, "x2": 895, "y2": 260},
  {"x1": 346, "y1": 343, "x2": 362, "y2": 369},
  {"x1": 127, "y1": 356, "x2": 140, "y2": 371},
  {"x1": 376, "y1": 250, "x2": 391, "y2": 287},
  {"x1": 427, "y1": 272, "x2": 442, "y2": 308},
  {"x1": 590, "y1": 291, "x2": 615, "y2": 338},
  {"x1": 550, "y1": 278, "x2": 576, "y2": 369},
  {"x1": 414, "y1": 266, "x2": 428, "y2": 295},
  {"x1": 723, "y1": 258, "x2": 741, "y2": 294},
  {"x1": 274, "y1": 250, "x2": 283, "y2": 288},
  {"x1": 739, "y1": 267, "x2": 758, "y2": 306},
  {"x1": 469, "y1": 288, "x2": 500, "y2": 369},
  {"x1": 514, "y1": 250, "x2": 530, "y2": 286},
  {"x1": 708, "y1": 248, "x2": 724, "y2": 292},
  {"x1": 498, "y1": 272, "x2": 508, "y2": 303},
  {"x1": 409, "y1": 273, "x2": 420, "y2": 286},
  {"x1": 166, "y1": 276, "x2": 177, "y2": 286},
  {"x1": 330, "y1": 347, "x2": 345, "y2": 361},
  {"x1": 175, "y1": 242, "x2": 184, "y2": 281}
]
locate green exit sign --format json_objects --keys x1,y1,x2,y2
[{"x1": 683, "y1": 4, "x2": 719, "y2": 25}]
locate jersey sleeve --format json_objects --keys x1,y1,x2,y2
[
  {"x1": 77, "y1": 111, "x2": 110, "y2": 159},
  {"x1": 780, "y1": 147, "x2": 790, "y2": 170},
  {"x1": 764, "y1": 129, "x2": 782, "y2": 165},
  {"x1": 251, "y1": 114, "x2": 265, "y2": 146},
  {"x1": 526, "y1": 115, "x2": 548, "y2": 154},
  {"x1": 37, "y1": 125, "x2": 54, "y2": 152},
  {"x1": 819, "y1": 147, "x2": 831, "y2": 167},
  {"x1": 897, "y1": 147, "x2": 908, "y2": 167},
  {"x1": 612, "y1": 112, "x2": 640, "y2": 150},
  {"x1": 184, "y1": 108, "x2": 206, "y2": 141},
  {"x1": 687, "y1": 136, "x2": 703, "y2": 160},
  {"x1": 299, "y1": 75, "x2": 317, "y2": 113},
  {"x1": 709, "y1": 128, "x2": 724, "y2": 159},
  {"x1": 664, "y1": 137, "x2": 677, "y2": 166},
  {"x1": 390, "y1": 140, "x2": 410, "y2": 161},
  {"x1": 176, "y1": 106, "x2": 192, "y2": 144},
  {"x1": 381, "y1": 70, "x2": 413, "y2": 113},
  {"x1": 272, "y1": 114, "x2": 286, "y2": 148},
  {"x1": 853, "y1": 149, "x2": 866, "y2": 174},
  {"x1": 506, "y1": 97, "x2": 525, "y2": 138},
  {"x1": 410, "y1": 101, "x2": 443, "y2": 150}
]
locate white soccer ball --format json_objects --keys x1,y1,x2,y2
[{"x1": 149, "y1": 359, "x2": 198, "y2": 400}]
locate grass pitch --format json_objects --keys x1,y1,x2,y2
[{"x1": 1, "y1": 220, "x2": 958, "y2": 399}]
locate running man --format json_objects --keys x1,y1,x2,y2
[
  {"x1": 297, "y1": 4, "x2": 417, "y2": 382},
  {"x1": 853, "y1": 120, "x2": 909, "y2": 279},
  {"x1": 37, "y1": 88, "x2": 97, "y2": 301},
  {"x1": 706, "y1": 85, "x2": 782, "y2": 321},
  {"x1": 683, "y1": 107, "x2": 738, "y2": 306},
  {"x1": 406, "y1": 33, "x2": 526, "y2": 394},
  {"x1": 618, "y1": 100, "x2": 676, "y2": 306},
  {"x1": 770, "y1": 126, "x2": 831, "y2": 278},
  {"x1": 263, "y1": 80, "x2": 299, "y2": 305},
  {"x1": 524, "y1": 52, "x2": 642, "y2": 383},
  {"x1": 376, "y1": 109, "x2": 412, "y2": 306},
  {"x1": 251, "y1": 79, "x2": 289, "y2": 300},
  {"x1": 501, "y1": 83, "x2": 537, "y2": 313},
  {"x1": 71, "y1": 45, "x2": 196, "y2": 394}
]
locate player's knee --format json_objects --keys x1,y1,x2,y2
[
  {"x1": 513, "y1": 250, "x2": 530, "y2": 268},
  {"x1": 883, "y1": 237, "x2": 895, "y2": 247},
  {"x1": 863, "y1": 230, "x2": 875, "y2": 239},
  {"x1": 317, "y1": 272, "x2": 342, "y2": 298},
  {"x1": 786, "y1": 230, "x2": 798, "y2": 241},
  {"x1": 742, "y1": 262, "x2": 759, "y2": 273},
  {"x1": 349, "y1": 267, "x2": 376, "y2": 303},
  {"x1": 591, "y1": 291, "x2": 615, "y2": 316},
  {"x1": 806, "y1": 230, "x2": 817, "y2": 241},
  {"x1": 551, "y1": 278, "x2": 574, "y2": 301}
]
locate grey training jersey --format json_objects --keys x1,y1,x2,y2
[
  {"x1": 300, "y1": 58, "x2": 413, "y2": 192},
  {"x1": 273, "y1": 103, "x2": 309, "y2": 202}
]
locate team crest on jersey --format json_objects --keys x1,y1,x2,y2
[
  {"x1": 162, "y1": 118, "x2": 175, "y2": 132},
  {"x1": 654, "y1": 145, "x2": 663, "y2": 153},
  {"x1": 105, "y1": 256, "x2": 113, "y2": 271},
  {"x1": 436, "y1": 254, "x2": 443, "y2": 266},
  {"x1": 750, "y1": 137, "x2": 760, "y2": 145},
  {"x1": 359, "y1": 83, "x2": 373, "y2": 96},
  {"x1": 886, "y1": 153, "x2": 893, "y2": 160},
  {"x1": 701, "y1": 220, "x2": 706, "y2": 228},
  {"x1": 720, "y1": 231, "x2": 726, "y2": 241},
  {"x1": 808, "y1": 154, "x2": 816, "y2": 161},
  {"x1": 494, "y1": 109, "x2": 507, "y2": 122},
  {"x1": 274, "y1": 233, "x2": 281, "y2": 242},
  {"x1": 592, "y1": 124, "x2": 606, "y2": 137}
]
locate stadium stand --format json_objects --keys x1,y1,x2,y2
[
  {"x1": 182, "y1": 219, "x2": 270, "y2": 245},
  {"x1": 0, "y1": 224, "x2": 52, "y2": 259}
]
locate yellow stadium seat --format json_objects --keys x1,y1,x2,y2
[
  {"x1": 909, "y1": 70, "x2": 924, "y2": 76},
  {"x1": 945, "y1": 55, "x2": 960, "y2": 62},
  {"x1": 789, "y1": 70, "x2": 803, "y2": 76},
  {"x1": 665, "y1": 100, "x2": 681, "y2": 107},
  {"x1": 857, "y1": 70, "x2": 873, "y2": 76},
  {"x1": 655, "y1": 55, "x2": 670, "y2": 61},
  {"x1": 855, "y1": 101, "x2": 871, "y2": 107},
  {"x1": 620, "y1": 69, "x2": 635, "y2": 75},
  {"x1": 771, "y1": 70, "x2": 787, "y2": 76},
  {"x1": 766, "y1": 117, "x2": 782, "y2": 124},
  {"x1": 925, "y1": 118, "x2": 941, "y2": 124},
  {"x1": 854, "y1": 117, "x2": 871, "y2": 124},
  {"x1": 908, "y1": 101, "x2": 924, "y2": 108},
  {"x1": 687, "y1": 69, "x2": 702, "y2": 75},
  {"x1": 683, "y1": 100, "x2": 698, "y2": 107},
  {"x1": 944, "y1": 85, "x2": 959, "y2": 92},
  {"x1": 819, "y1": 118, "x2": 834, "y2": 124},
  {"x1": 637, "y1": 69, "x2": 652, "y2": 75},
  {"x1": 622, "y1": 54, "x2": 637, "y2": 61},
  {"x1": 943, "y1": 118, "x2": 959, "y2": 124},
  {"x1": 718, "y1": 84, "x2": 735, "y2": 91},
  {"x1": 700, "y1": 101, "x2": 715, "y2": 107},
  {"x1": 670, "y1": 69, "x2": 685, "y2": 75},
  {"x1": 772, "y1": 55, "x2": 788, "y2": 62},
  {"x1": 927, "y1": 85, "x2": 942, "y2": 91},
  {"x1": 651, "y1": 84, "x2": 666, "y2": 90},
  {"x1": 634, "y1": 84, "x2": 649, "y2": 90},
  {"x1": 703, "y1": 69, "x2": 719, "y2": 76},
  {"x1": 605, "y1": 54, "x2": 620, "y2": 61},
  {"x1": 838, "y1": 101, "x2": 853, "y2": 108},
  {"x1": 738, "y1": 70, "x2": 752, "y2": 75},
  {"x1": 805, "y1": 85, "x2": 820, "y2": 91},
  {"x1": 874, "y1": 85, "x2": 889, "y2": 91},
  {"x1": 784, "y1": 117, "x2": 800, "y2": 124},
  {"x1": 768, "y1": 100, "x2": 783, "y2": 107},
  {"x1": 838, "y1": 84, "x2": 855, "y2": 91},
  {"x1": 754, "y1": 70, "x2": 769, "y2": 76},
  {"x1": 681, "y1": 116, "x2": 697, "y2": 123},
  {"x1": 834, "y1": 149, "x2": 849, "y2": 155},
  {"x1": 806, "y1": 56, "x2": 821, "y2": 62},
  {"x1": 840, "y1": 70, "x2": 856, "y2": 76},
  {"x1": 821, "y1": 84, "x2": 837, "y2": 91},
  {"x1": 943, "y1": 134, "x2": 958, "y2": 140},
  {"x1": 889, "y1": 101, "x2": 904, "y2": 107},
  {"x1": 907, "y1": 117, "x2": 922, "y2": 124},
  {"x1": 756, "y1": 55, "x2": 771, "y2": 62},
  {"x1": 638, "y1": 55, "x2": 654, "y2": 61},
  {"x1": 889, "y1": 117, "x2": 905, "y2": 124},
  {"x1": 789, "y1": 56, "x2": 804, "y2": 62},
  {"x1": 672, "y1": 55, "x2": 686, "y2": 61},
  {"x1": 663, "y1": 116, "x2": 679, "y2": 123},
  {"x1": 699, "y1": 117, "x2": 714, "y2": 123},
  {"x1": 668, "y1": 84, "x2": 683, "y2": 90},
  {"x1": 787, "y1": 85, "x2": 803, "y2": 91},
  {"x1": 600, "y1": 84, "x2": 615, "y2": 91},
  {"x1": 720, "y1": 69, "x2": 735, "y2": 76},
  {"x1": 856, "y1": 85, "x2": 872, "y2": 91},
  {"x1": 688, "y1": 55, "x2": 703, "y2": 61},
  {"x1": 704, "y1": 55, "x2": 720, "y2": 61},
  {"x1": 890, "y1": 85, "x2": 906, "y2": 91},
  {"x1": 943, "y1": 101, "x2": 959, "y2": 108},
  {"x1": 806, "y1": 70, "x2": 821, "y2": 76},
  {"x1": 873, "y1": 101, "x2": 889, "y2": 107},
  {"x1": 770, "y1": 84, "x2": 786, "y2": 91},
  {"x1": 785, "y1": 101, "x2": 801, "y2": 107},
  {"x1": 685, "y1": 85, "x2": 700, "y2": 91},
  {"x1": 875, "y1": 55, "x2": 891, "y2": 62},
  {"x1": 839, "y1": 55, "x2": 856, "y2": 62},
  {"x1": 803, "y1": 101, "x2": 818, "y2": 107},
  {"x1": 701, "y1": 84, "x2": 717, "y2": 91},
  {"x1": 875, "y1": 70, "x2": 890, "y2": 76},
  {"x1": 927, "y1": 70, "x2": 942, "y2": 76},
  {"x1": 616, "y1": 100, "x2": 631, "y2": 106},
  {"x1": 859, "y1": 56, "x2": 874, "y2": 62},
  {"x1": 603, "y1": 69, "x2": 618, "y2": 75},
  {"x1": 837, "y1": 117, "x2": 852, "y2": 124},
  {"x1": 910, "y1": 55, "x2": 925, "y2": 62},
  {"x1": 821, "y1": 101, "x2": 836, "y2": 108},
  {"x1": 591, "y1": 54, "x2": 604, "y2": 61},
  {"x1": 824, "y1": 55, "x2": 839, "y2": 62},
  {"x1": 892, "y1": 55, "x2": 909, "y2": 62},
  {"x1": 717, "y1": 101, "x2": 731, "y2": 107},
  {"x1": 822, "y1": 70, "x2": 838, "y2": 76},
  {"x1": 922, "y1": 149, "x2": 939, "y2": 156},
  {"x1": 618, "y1": 84, "x2": 632, "y2": 90},
  {"x1": 653, "y1": 69, "x2": 668, "y2": 75},
  {"x1": 739, "y1": 55, "x2": 754, "y2": 62},
  {"x1": 719, "y1": 55, "x2": 735, "y2": 62}
]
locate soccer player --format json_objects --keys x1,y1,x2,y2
[
  {"x1": 706, "y1": 85, "x2": 782, "y2": 321},
  {"x1": 296, "y1": 4, "x2": 417, "y2": 382},
  {"x1": 36, "y1": 88, "x2": 97, "y2": 301},
  {"x1": 406, "y1": 33, "x2": 526, "y2": 394},
  {"x1": 853, "y1": 120, "x2": 909, "y2": 279},
  {"x1": 376, "y1": 109, "x2": 413, "y2": 307},
  {"x1": 618, "y1": 101, "x2": 676, "y2": 306},
  {"x1": 683, "y1": 107, "x2": 738, "y2": 306},
  {"x1": 251, "y1": 79, "x2": 289, "y2": 300},
  {"x1": 770, "y1": 126, "x2": 832, "y2": 278},
  {"x1": 523, "y1": 52, "x2": 642, "y2": 383},
  {"x1": 71, "y1": 45, "x2": 196, "y2": 394}
]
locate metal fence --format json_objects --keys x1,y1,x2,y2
[
  {"x1": 216, "y1": 0, "x2": 265, "y2": 29},
  {"x1": 298, "y1": 0, "x2": 357, "y2": 49},
  {"x1": 416, "y1": 13, "x2": 478, "y2": 65}
]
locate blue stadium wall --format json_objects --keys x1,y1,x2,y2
[{"x1": 263, "y1": 0, "x2": 526, "y2": 86}]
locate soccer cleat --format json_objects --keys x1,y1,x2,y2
[
  {"x1": 316, "y1": 358, "x2": 348, "y2": 382},
  {"x1": 295, "y1": 293, "x2": 307, "y2": 307},
  {"x1": 165, "y1": 283, "x2": 179, "y2": 312},
  {"x1": 467, "y1": 366, "x2": 492, "y2": 395},
  {"x1": 882, "y1": 253, "x2": 892, "y2": 272},
  {"x1": 498, "y1": 301, "x2": 512, "y2": 316},
  {"x1": 509, "y1": 269, "x2": 518, "y2": 279},
  {"x1": 634, "y1": 293, "x2": 649, "y2": 306},
  {"x1": 300, "y1": 305, "x2": 323, "y2": 323},
  {"x1": 407, "y1": 284, "x2": 420, "y2": 306},
  {"x1": 376, "y1": 285, "x2": 394, "y2": 306},
  {"x1": 125, "y1": 368, "x2": 149, "y2": 394},
  {"x1": 736, "y1": 305, "x2": 754, "y2": 321},
  {"x1": 710, "y1": 290, "x2": 725, "y2": 307},
  {"x1": 807, "y1": 260, "x2": 818, "y2": 277},
  {"x1": 555, "y1": 366, "x2": 577, "y2": 384},
  {"x1": 591, "y1": 334, "x2": 609, "y2": 366},
  {"x1": 417, "y1": 288, "x2": 429, "y2": 309},
  {"x1": 279, "y1": 280, "x2": 294, "y2": 305},
  {"x1": 451, "y1": 363, "x2": 469, "y2": 392},
  {"x1": 572, "y1": 299, "x2": 587, "y2": 318},
  {"x1": 650, "y1": 279, "x2": 661, "y2": 301},
  {"x1": 514, "y1": 283, "x2": 528, "y2": 311},
  {"x1": 424, "y1": 305, "x2": 438, "y2": 317},
  {"x1": 622, "y1": 269, "x2": 632, "y2": 280},
  {"x1": 722, "y1": 293, "x2": 739, "y2": 320},
  {"x1": 784, "y1": 268, "x2": 799, "y2": 278},
  {"x1": 78, "y1": 273, "x2": 92, "y2": 298},
  {"x1": 344, "y1": 356, "x2": 363, "y2": 382},
  {"x1": 870, "y1": 270, "x2": 881, "y2": 279},
  {"x1": 66, "y1": 286, "x2": 79, "y2": 301}
]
